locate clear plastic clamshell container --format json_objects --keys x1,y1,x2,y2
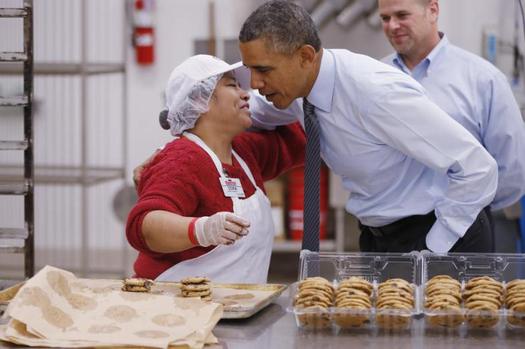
[
  {"x1": 289, "y1": 250, "x2": 420, "y2": 331},
  {"x1": 290, "y1": 251, "x2": 525, "y2": 333},
  {"x1": 421, "y1": 252, "x2": 525, "y2": 332}
]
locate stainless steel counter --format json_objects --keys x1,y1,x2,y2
[{"x1": 1, "y1": 294, "x2": 524, "y2": 348}]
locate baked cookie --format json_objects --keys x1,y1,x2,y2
[
  {"x1": 181, "y1": 276, "x2": 210, "y2": 285},
  {"x1": 180, "y1": 276, "x2": 212, "y2": 301},
  {"x1": 122, "y1": 278, "x2": 154, "y2": 292},
  {"x1": 505, "y1": 279, "x2": 525, "y2": 328},
  {"x1": 179, "y1": 283, "x2": 211, "y2": 292},
  {"x1": 296, "y1": 306, "x2": 332, "y2": 330},
  {"x1": 181, "y1": 289, "x2": 212, "y2": 298},
  {"x1": 338, "y1": 277, "x2": 373, "y2": 296},
  {"x1": 505, "y1": 279, "x2": 525, "y2": 290},
  {"x1": 295, "y1": 277, "x2": 335, "y2": 329},
  {"x1": 375, "y1": 278, "x2": 414, "y2": 329},
  {"x1": 295, "y1": 277, "x2": 334, "y2": 307},
  {"x1": 424, "y1": 275, "x2": 464, "y2": 328},
  {"x1": 465, "y1": 276, "x2": 503, "y2": 292},
  {"x1": 333, "y1": 277, "x2": 372, "y2": 329},
  {"x1": 463, "y1": 276, "x2": 503, "y2": 329}
]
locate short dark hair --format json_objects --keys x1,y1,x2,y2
[{"x1": 239, "y1": 0, "x2": 321, "y2": 55}]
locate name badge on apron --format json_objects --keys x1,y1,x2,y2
[{"x1": 220, "y1": 177, "x2": 245, "y2": 198}]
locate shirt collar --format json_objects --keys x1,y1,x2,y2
[
  {"x1": 392, "y1": 32, "x2": 448, "y2": 72},
  {"x1": 426, "y1": 32, "x2": 448, "y2": 64},
  {"x1": 306, "y1": 49, "x2": 335, "y2": 113}
]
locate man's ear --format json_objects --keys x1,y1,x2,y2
[
  {"x1": 298, "y1": 44, "x2": 317, "y2": 67},
  {"x1": 428, "y1": 0, "x2": 439, "y2": 23}
]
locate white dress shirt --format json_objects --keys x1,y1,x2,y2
[
  {"x1": 249, "y1": 48, "x2": 498, "y2": 253},
  {"x1": 383, "y1": 34, "x2": 525, "y2": 210}
]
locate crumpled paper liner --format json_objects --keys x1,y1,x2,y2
[{"x1": 0, "y1": 266, "x2": 223, "y2": 348}]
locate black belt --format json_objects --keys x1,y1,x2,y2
[{"x1": 361, "y1": 211, "x2": 436, "y2": 238}]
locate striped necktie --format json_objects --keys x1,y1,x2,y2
[{"x1": 302, "y1": 98, "x2": 320, "y2": 252}]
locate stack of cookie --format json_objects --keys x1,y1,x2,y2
[
  {"x1": 293, "y1": 277, "x2": 334, "y2": 329},
  {"x1": 333, "y1": 276, "x2": 373, "y2": 328},
  {"x1": 463, "y1": 276, "x2": 503, "y2": 328},
  {"x1": 424, "y1": 275, "x2": 463, "y2": 327},
  {"x1": 505, "y1": 279, "x2": 525, "y2": 327},
  {"x1": 122, "y1": 278, "x2": 153, "y2": 292},
  {"x1": 180, "y1": 276, "x2": 212, "y2": 301},
  {"x1": 376, "y1": 278, "x2": 415, "y2": 329}
]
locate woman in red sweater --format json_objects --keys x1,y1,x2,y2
[{"x1": 126, "y1": 55, "x2": 305, "y2": 283}]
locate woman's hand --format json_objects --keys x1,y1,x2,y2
[
  {"x1": 195, "y1": 212, "x2": 250, "y2": 246},
  {"x1": 133, "y1": 149, "x2": 161, "y2": 188}
]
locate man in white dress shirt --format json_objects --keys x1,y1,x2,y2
[
  {"x1": 378, "y1": 0, "x2": 525, "y2": 250},
  {"x1": 238, "y1": 0, "x2": 499, "y2": 253}
]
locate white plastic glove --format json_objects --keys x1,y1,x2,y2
[{"x1": 194, "y1": 212, "x2": 250, "y2": 247}]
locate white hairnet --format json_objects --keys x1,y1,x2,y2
[
  {"x1": 166, "y1": 73, "x2": 221, "y2": 136},
  {"x1": 163, "y1": 55, "x2": 251, "y2": 136}
]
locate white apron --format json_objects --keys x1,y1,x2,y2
[{"x1": 156, "y1": 132, "x2": 275, "y2": 284}]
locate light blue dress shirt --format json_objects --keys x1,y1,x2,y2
[
  {"x1": 383, "y1": 34, "x2": 525, "y2": 210},
  {"x1": 249, "y1": 48, "x2": 498, "y2": 253}
]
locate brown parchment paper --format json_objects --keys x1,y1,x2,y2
[{"x1": 0, "y1": 266, "x2": 223, "y2": 348}]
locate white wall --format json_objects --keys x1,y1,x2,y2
[
  {"x1": 439, "y1": 0, "x2": 501, "y2": 56},
  {"x1": 126, "y1": 0, "x2": 265, "y2": 180}
]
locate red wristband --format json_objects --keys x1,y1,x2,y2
[{"x1": 187, "y1": 218, "x2": 199, "y2": 246}]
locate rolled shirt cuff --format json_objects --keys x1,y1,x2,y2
[{"x1": 425, "y1": 219, "x2": 462, "y2": 253}]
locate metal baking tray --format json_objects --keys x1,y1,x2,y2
[
  {"x1": 211, "y1": 283, "x2": 287, "y2": 319},
  {"x1": 154, "y1": 281, "x2": 287, "y2": 319}
]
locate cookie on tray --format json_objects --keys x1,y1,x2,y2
[
  {"x1": 181, "y1": 276, "x2": 210, "y2": 285},
  {"x1": 122, "y1": 278, "x2": 154, "y2": 292},
  {"x1": 180, "y1": 276, "x2": 212, "y2": 301}
]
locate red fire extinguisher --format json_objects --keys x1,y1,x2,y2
[
  {"x1": 287, "y1": 164, "x2": 329, "y2": 241},
  {"x1": 133, "y1": 0, "x2": 155, "y2": 65}
]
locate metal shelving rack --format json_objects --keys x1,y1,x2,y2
[
  {"x1": 0, "y1": 0, "x2": 34, "y2": 278},
  {"x1": 0, "y1": 0, "x2": 127, "y2": 278}
]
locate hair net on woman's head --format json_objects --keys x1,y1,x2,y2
[
  {"x1": 166, "y1": 74, "x2": 221, "y2": 136},
  {"x1": 164, "y1": 54, "x2": 251, "y2": 136}
]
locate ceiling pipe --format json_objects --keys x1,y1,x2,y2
[
  {"x1": 336, "y1": 0, "x2": 377, "y2": 27},
  {"x1": 367, "y1": 8, "x2": 382, "y2": 29},
  {"x1": 310, "y1": 0, "x2": 351, "y2": 27}
]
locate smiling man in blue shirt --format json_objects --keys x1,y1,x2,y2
[
  {"x1": 239, "y1": 0, "x2": 499, "y2": 253},
  {"x1": 378, "y1": 0, "x2": 525, "y2": 248}
]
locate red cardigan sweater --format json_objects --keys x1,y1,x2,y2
[{"x1": 126, "y1": 123, "x2": 305, "y2": 279}]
